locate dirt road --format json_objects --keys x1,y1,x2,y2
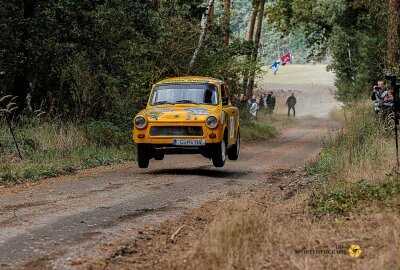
[
  {"x1": 0, "y1": 118, "x2": 337, "y2": 270},
  {"x1": 0, "y1": 66, "x2": 341, "y2": 269}
]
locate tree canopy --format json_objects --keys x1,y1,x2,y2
[
  {"x1": 0, "y1": 0, "x2": 251, "y2": 119},
  {"x1": 266, "y1": 0, "x2": 395, "y2": 101},
  {"x1": 1, "y1": 0, "x2": 398, "y2": 118}
]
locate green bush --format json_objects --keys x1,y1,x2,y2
[
  {"x1": 306, "y1": 102, "x2": 399, "y2": 215},
  {"x1": 0, "y1": 167, "x2": 16, "y2": 184},
  {"x1": 240, "y1": 120, "x2": 277, "y2": 141},
  {"x1": 306, "y1": 102, "x2": 387, "y2": 180},
  {"x1": 0, "y1": 118, "x2": 135, "y2": 184},
  {"x1": 82, "y1": 120, "x2": 130, "y2": 147},
  {"x1": 309, "y1": 174, "x2": 400, "y2": 214}
]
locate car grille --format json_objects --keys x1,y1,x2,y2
[{"x1": 150, "y1": 126, "x2": 203, "y2": 136}]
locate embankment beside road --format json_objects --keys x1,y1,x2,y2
[
  {"x1": 0, "y1": 115, "x2": 276, "y2": 185},
  {"x1": 92, "y1": 101, "x2": 400, "y2": 270}
]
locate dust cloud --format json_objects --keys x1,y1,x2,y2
[
  {"x1": 257, "y1": 83, "x2": 341, "y2": 118},
  {"x1": 256, "y1": 65, "x2": 342, "y2": 118}
]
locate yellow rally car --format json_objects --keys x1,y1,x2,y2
[{"x1": 133, "y1": 76, "x2": 240, "y2": 168}]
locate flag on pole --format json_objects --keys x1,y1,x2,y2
[
  {"x1": 270, "y1": 60, "x2": 280, "y2": 75},
  {"x1": 280, "y1": 52, "x2": 292, "y2": 66},
  {"x1": 270, "y1": 52, "x2": 293, "y2": 75}
]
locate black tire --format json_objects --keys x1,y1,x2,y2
[
  {"x1": 212, "y1": 140, "x2": 226, "y2": 167},
  {"x1": 154, "y1": 153, "x2": 164, "y2": 160},
  {"x1": 137, "y1": 144, "x2": 149, "y2": 168},
  {"x1": 228, "y1": 131, "x2": 240, "y2": 161}
]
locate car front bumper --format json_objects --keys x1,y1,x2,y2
[{"x1": 136, "y1": 143, "x2": 220, "y2": 158}]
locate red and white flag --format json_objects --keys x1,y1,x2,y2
[{"x1": 280, "y1": 52, "x2": 292, "y2": 66}]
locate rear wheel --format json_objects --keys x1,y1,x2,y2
[
  {"x1": 212, "y1": 140, "x2": 226, "y2": 167},
  {"x1": 137, "y1": 144, "x2": 150, "y2": 168},
  {"x1": 228, "y1": 131, "x2": 240, "y2": 160}
]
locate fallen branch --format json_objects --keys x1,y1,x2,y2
[{"x1": 170, "y1": 225, "x2": 186, "y2": 243}]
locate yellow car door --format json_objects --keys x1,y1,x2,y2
[{"x1": 221, "y1": 84, "x2": 239, "y2": 147}]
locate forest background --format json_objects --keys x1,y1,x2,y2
[
  {"x1": 1, "y1": 0, "x2": 396, "y2": 118},
  {"x1": 0, "y1": 0, "x2": 399, "y2": 182}
]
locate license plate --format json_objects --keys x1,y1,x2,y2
[{"x1": 173, "y1": 139, "x2": 205, "y2": 146}]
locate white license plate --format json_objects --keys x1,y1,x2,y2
[{"x1": 173, "y1": 139, "x2": 205, "y2": 146}]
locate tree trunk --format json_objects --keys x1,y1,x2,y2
[
  {"x1": 188, "y1": 0, "x2": 215, "y2": 72},
  {"x1": 209, "y1": 2, "x2": 215, "y2": 22},
  {"x1": 223, "y1": 0, "x2": 231, "y2": 47},
  {"x1": 388, "y1": 0, "x2": 399, "y2": 68},
  {"x1": 243, "y1": 0, "x2": 259, "y2": 96},
  {"x1": 247, "y1": 0, "x2": 259, "y2": 43},
  {"x1": 247, "y1": 0, "x2": 265, "y2": 96}
]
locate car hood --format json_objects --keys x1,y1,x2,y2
[{"x1": 139, "y1": 106, "x2": 220, "y2": 122}]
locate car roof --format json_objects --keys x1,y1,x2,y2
[{"x1": 155, "y1": 76, "x2": 224, "y2": 85}]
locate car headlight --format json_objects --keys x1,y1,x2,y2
[
  {"x1": 134, "y1": 116, "x2": 147, "y2": 129},
  {"x1": 206, "y1": 116, "x2": 218, "y2": 129}
]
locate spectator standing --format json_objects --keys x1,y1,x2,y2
[
  {"x1": 266, "y1": 92, "x2": 272, "y2": 113},
  {"x1": 239, "y1": 94, "x2": 247, "y2": 107},
  {"x1": 286, "y1": 93, "x2": 297, "y2": 117},
  {"x1": 259, "y1": 93, "x2": 265, "y2": 110},
  {"x1": 269, "y1": 92, "x2": 276, "y2": 114},
  {"x1": 262, "y1": 93, "x2": 267, "y2": 109},
  {"x1": 371, "y1": 80, "x2": 388, "y2": 114},
  {"x1": 249, "y1": 96, "x2": 259, "y2": 119},
  {"x1": 248, "y1": 94, "x2": 257, "y2": 106}
]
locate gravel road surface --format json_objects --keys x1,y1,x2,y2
[{"x1": 0, "y1": 82, "x2": 340, "y2": 269}]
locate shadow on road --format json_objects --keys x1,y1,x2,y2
[{"x1": 145, "y1": 167, "x2": 249, "y2": 178}]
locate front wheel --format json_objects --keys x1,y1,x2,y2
[
  {"x1": 137, "y1": 144, "x2": 150, "y2": 168},
  {"x1": 212, "y1": 140, "x2": 226, "y2": 167},
  {"x1": 228, "y1": 132, "x2": 240, "y2": 161}
]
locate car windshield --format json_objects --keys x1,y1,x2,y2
[{"x1": 150, "y1": 83, "x2": 219, "y2": 105}]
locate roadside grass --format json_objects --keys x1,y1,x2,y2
[
  {"x1": 144, "y1": 100, "x2": 400, "y2": 270},
  {"x1": 238, "y1": 108, "x2": 279, "y2": 141},
  {"x1": 0, "y1": 111, "x2": 278, "y2": 184},
  {"x1": 306, "y1": 100, "x2": 394, "y2": 183},
  {"x1": 309, "y1": 173, "x2": 400, "y2": 214},
  {"x1": 165, "y1": 191, "x2": 400, "y2": 270},
  {"x1": 0, "y1": 118, "x2": 135, "y2": 184},
  {"x1": 305, "y1": 100, "x2": 399, "y2": 215},
  {"x1": 240, "y1": 120, "x2": 277, "y2": 141}
]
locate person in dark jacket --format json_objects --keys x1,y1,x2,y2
[
  {"x1": 265, "y1": 92, "x2": 271, "y2": 112},
  {"x1": 239, "y1": 94, "x2": 248, "y2": 107},
  {"x1": 286, "y1": 93, "x2": 297, "y2": 116},
  {"x1": 269, "y1": 92, "x2": 276, "y2": 114}
]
